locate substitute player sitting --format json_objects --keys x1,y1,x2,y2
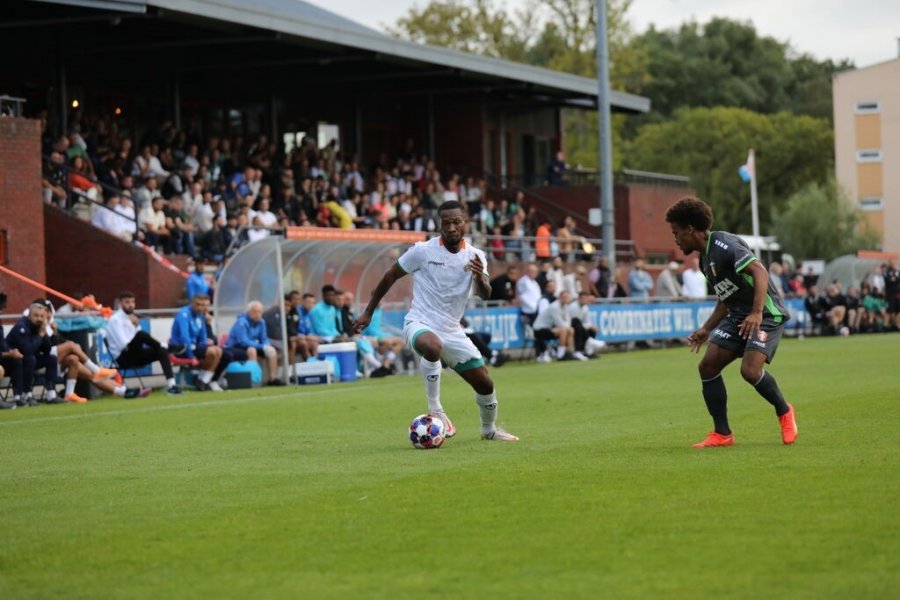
[
  {"x1": 666, "y1": 197, "x2": 797, "y2": 447},
  {"x1": 352, "y1": 200, "x2": 518, "y2": 441}
]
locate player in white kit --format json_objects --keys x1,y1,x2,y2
[{"x1": 353, "y1": 201, "x2": 518, "y2": 441}]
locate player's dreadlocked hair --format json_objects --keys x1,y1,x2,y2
[{"x1": 665, "y1": 197, "x2": 713, "y2": 231}]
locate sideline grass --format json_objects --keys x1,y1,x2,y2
[{"x1": 1, "y1": 335, "x2": 898, "y2": 599}]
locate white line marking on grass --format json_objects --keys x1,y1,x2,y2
[{"x1": 0, "y1": 380, "x2": 418, "y2": 427}]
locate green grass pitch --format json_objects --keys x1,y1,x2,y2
[{"x1": 1, "y1": 334, "x2": 898, "y2": 599}]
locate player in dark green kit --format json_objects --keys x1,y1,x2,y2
[{"x1": 665, "y1": 197, "x2": 798, "y2": 447}]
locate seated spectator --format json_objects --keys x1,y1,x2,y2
[
  {"x1": 654, "y1": 261, "x2": 683, "y2": 298},
  {"x1": 804, "y1": 285, "x2": 827, "y2": 336},
  {"x1": 138, "y1": 196, "x2": 171, "y2": 252},
  {"x1": 532, "y1": 289, "x2": 577, "y2": 362},
  {"x1": 68, "y1": 155, "x2": 101, "y2": 202},
  {"x1": 490, "y1": 265, "x2": 520, "y2": 304},
  {"x1": 861, "y1": 284, "x2": 889, "y2": 332},
  {"x1": 191, "y1": 190, "x2": 216, "y2": 235},
  {"x1": 516, "y1": 263, "x2": 542, "y2": 327},
  {"x1": 132, "y1": 145, "x2": 170, "y2": 182},
  {"x1": 105, "y1": 291, "x2": 181, "y2": 395},
  {"x1": 42, "y1": 151, "x2": 68, "y2": 207},
  {"x1": 169, "y1": 294, "x2": 225, "y2": 391},
  {"x1": 340, "y1": 291, "x2": 387, "y2": 376},
  {"x1": 461, "y1": 317, "x2": 507, "y2": 368},
  {"x1": 821, "y1": 284, "x2": 847, "y2": 334},
  {"x1": 115, "y1": 195, "x2": 140, "y2": 242},
  {"x1": 2, "y1": 302, "x2": 62, "y2": 406},
  {"x1": 296, "y1": 292, "x2": 320, "y2": 361},
  {"x1": 788, "y1": 273, "x2": 807, "y2": 298},
  {"x1": 309, "y1": 285, "x2": 351, "y2": 343},
  {"x1": 628, "y1": 259, "x2": 653, "y2": 299},
  {"x1": 845, "y1": 286, "x2": 863, "y2": 333},
  {"x1": 133, "y1": 176, "x2": 161, "y2": 210},
  {"x1": 225, "y1": 300, "x2": 283, "y2": 386},
  {"x1": 568, "y1": 292, "x2": 605, "y2": 358},
  {"x1": 165, "y1": 196, "x2": 196, "y2": 258},
  {"x1": 199, "y1": 215, "x2": 228, "y2": 263},
  {"x1": 263, "y1": 293, "x2": 304, "y2": 381}
]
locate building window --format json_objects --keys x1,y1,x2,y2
[
  {"x1": 859, "y1": 197, "x2": 883, "y2": 211},
  {"x1": 855, "y1": 101, "x2": 880, "y2": 114},
  {"x1": 856, "y1": 149, "x2": 882, "y2": 163}
]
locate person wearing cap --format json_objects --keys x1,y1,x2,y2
[{"x1": 655, "y1": 261, "x2": 684, "y2": 298}]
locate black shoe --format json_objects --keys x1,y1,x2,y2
[
  {"x1": 167, "y1": 385, "x2": 183, "y2": 396},
  {"x1": 289, "y1": 376, "x2": 298, "y2": 384},
  {"x1": 267, "y1": 378, "x2": 286, "y2": 386},
  {"x1": 0, "y1": 400, "x2": 16, "y2": 410},
  {"x1": 13, "y1": 397, "x2": 28, "y2": 407},
  {"x1": 493, "y1": 353, "x2": 508, "y2": 368},
  {"x1": 25, "y1": 395, "x2": 38, "y2": 407},
  {"x1": 194, "y1": 380, "x2": 210, "y2": 392}
]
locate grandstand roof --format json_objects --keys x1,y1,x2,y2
[{"x1": 36, "y1": 0, "x2": 650, "y2": 113}]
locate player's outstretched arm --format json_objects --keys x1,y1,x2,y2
[{"x1": 353, "y1": 263, "x2": 407, "y2": 333}]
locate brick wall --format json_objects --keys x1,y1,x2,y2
[
  {"x1": 0, "y1": 117, "x2": 45, "y2": 312},
  {"x1": 44, "y1": 205, "x2": 189, "y2": 309}
]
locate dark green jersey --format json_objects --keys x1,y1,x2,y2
[{"x1": 701, "y1": 231, "x2": 789, "y2": 323}]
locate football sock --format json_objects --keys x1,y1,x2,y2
[
  {"x1": 556, "y1": 346, "x2": 567, "y2": 359},
  {"x1": 701, "y1": 373, "x2": 731, "y2": 435},
  {"x1": 364, "y1": 353, "x2": 382, "y2": 370},
  {"x1": 64, "y1": 378, "x2": 77, "y2": 397},
  {"x1": 84, "y1": 359, "x2": 100, "y2": 374},
  {"x1": 753, "y1": 371, "x2": 790, "y2": 416},
  {"x1": 475, "y1": 390, "x2": 498, "y2": 434},
  {"x1": 46, "y1": 389, "x2": 57, "y2": 401},
  {"x1": 113, "y1": 385, "x2": 127, "y2": 397},
  {"x1": 166, "y1": 377, "x2": 177, "y2": 388},
  {"x1": 420, "y1": 358, "x2": 443, "y2": 413},
  {"x1": 199, "y1": 370, "x2": 214, "y2": 384}
]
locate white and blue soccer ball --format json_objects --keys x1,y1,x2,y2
[{"x1": 409, "y1": 414, "x2": 446, "y2": 449}]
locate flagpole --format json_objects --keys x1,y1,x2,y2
[{"x1": 749, "y1": 148, "x2": 760, "y2": 241}]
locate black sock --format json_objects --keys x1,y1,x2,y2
[
  {"x1": 701, "y1": 374, "x2": 731, "y2": 435},
  {"x1": 753, "y1": 371, "x2": 789, "y2": 416}
]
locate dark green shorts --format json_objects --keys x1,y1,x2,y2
[{"x1": 709, "y1": 314, "x2": 784, "y2": 364}]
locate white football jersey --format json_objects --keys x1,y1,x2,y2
[{"x1": 398, "y1": 237, "x2": 489, "y2": 333}]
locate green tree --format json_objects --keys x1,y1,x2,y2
[
  {"x1": 632, "y1": 18, "x2": 853, "y2": 121},
  {"x1": 771, "y1": 179, "x2": 880, "y2": 261},
  {"x1": 624, "y1": 106, "x2": 834, "y2": 233}
]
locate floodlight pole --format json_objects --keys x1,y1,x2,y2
[{"x1": 595, "y1": 0, "x2": 616, "y2": 272}]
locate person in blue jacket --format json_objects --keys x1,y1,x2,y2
[
  {"x1": 185, "y1": 262, "x2": 213, "y2": 301},
  {"x1": 170, "y1": 294, "x2": 229, "y2": 391},
  {"x1": 225, "y1": 300, "x2": 284, "y2": 385}
]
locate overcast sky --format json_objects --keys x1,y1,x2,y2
[{"x1": 308, "y1": 0, "x2": 899, "y2": 68}]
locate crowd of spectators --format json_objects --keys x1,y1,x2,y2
[
  {"x1": 41, "y1": 115, "x2": 597, "y2": 266},
  {"x1": 803, "y1": 261, "x2": 900, "y2": 336}
]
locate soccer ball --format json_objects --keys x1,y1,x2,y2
[{"x1": 409, "y1": 414, "x2": 446, "y2": 449}]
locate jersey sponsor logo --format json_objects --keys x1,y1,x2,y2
[
  {"x1": 712, "y1": 328, "x2": 732, "y2": 340},
  {"x1": 751, "y1": 340, "x2": 766, "y2": 348},
  {"x1": 757, "y1": 330, "x2": 768, "y2": 342},
  {"x1": 713, "y1": 278, "x2": 739, "y2": 300},
  {"x1": 427, "y1": 260, "x2": 445, "y2": 266}
]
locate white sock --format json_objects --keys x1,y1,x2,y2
[
  {"x1": 46, "y1": 389, "x2": 57, "y2": 400},
  {"x1": 420, "y1": 357, "x2": 443, "y2": 413},
  {"x1": 475, "y1": 390, "x2": 498, "y2": 434},
  {"x1": 199, "y1": 371, "x2": 214, "y2": 383},
  {"x1": 166, "y1": 377, "x2": 176, "y2": 388},
  {"x1": 556, "y1": 346, "x2": 567, "y2": 359},
  {"x1": 65, "y1": 379, "x2": 77, "y2": 396},
  {"x1": 114, "y1": 385, "x2": 126, "y2": 397},
  {"x1": 85, "y1": 359, "x2": 100, "y2": 374},
  {"x1": 364, "y1": 353, "x2": 381, "y2": 370}
]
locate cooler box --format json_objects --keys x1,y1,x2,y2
[
  {"x1": 225, "y1": 361, "x2": 263, "y2": 389},
  {"x1": 318, "y1": 342, "x2": 357, "y2": 382},
  {"x1": 295, "y1": 360, "x2": 333, "y2": 385}
]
